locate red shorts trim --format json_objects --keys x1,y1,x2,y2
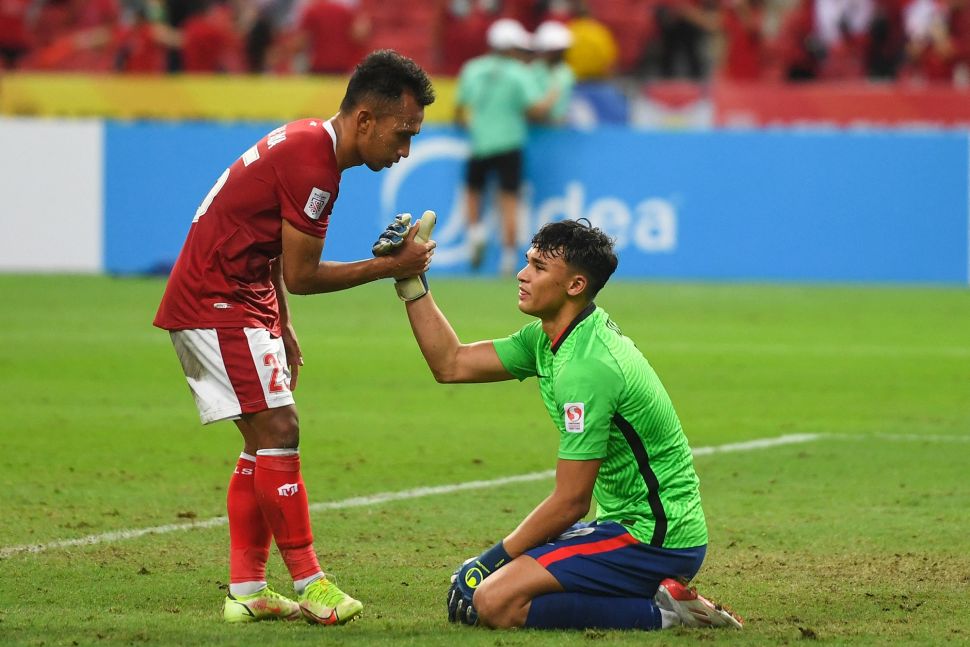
[{"x1": 536, "y1": 532, "x2": 639, "y2": 567}]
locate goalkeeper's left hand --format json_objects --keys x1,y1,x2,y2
[
  {"x1": 447, "y1": 571, "x2": 478, "y2": 625},
  {"x1": 446, "y1": 542, "x2": 512, "y2": 625}
]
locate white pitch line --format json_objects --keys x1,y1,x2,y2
[
  {"x1": 650, "y1": 341, "x2": 970, "y2": 359},
  {"x1": 846, "y1": 432, "x2": 970, "y2": 444},
  {"x1": 690, "y1": 433, "x2": 821, "y2": 456},
  {"x1": 0, "y1": 433, "x2": 822, "y2": 559}
]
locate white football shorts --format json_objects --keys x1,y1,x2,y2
[{"x1": 169, "y1": 327, "x2": 295, "y2": 424}]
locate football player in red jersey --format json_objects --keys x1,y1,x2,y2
[{"x1": 154, "y1": 50, "x2": 436, "y2": 625}]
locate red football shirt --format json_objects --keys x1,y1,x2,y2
[
  {"x1": 154, "y1": 119, "x2": 340, "y2": 335},
  {"x1": 182, "y1": 6, "x2": 243, "y2": 73},
  {"x1": 0, "y1": 0, "x2": 32, "y2": 50},
  {"x1": 299, "y1": 0, "x2": 365, "y2": 74}
]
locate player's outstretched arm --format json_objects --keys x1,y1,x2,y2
[
  {"x1": 404, "y1": 293, "x2": 514, "y2": 384},
  {"x1": 280, "y1": 220, "x2": 433, "y2": 294}
]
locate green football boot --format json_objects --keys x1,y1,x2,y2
[
  {"x1": 223, "y1": 586, "x2": 302, "y2": 623},
  {"x1": 298, "y1": 577, "x2": 364, "y2": 625}
]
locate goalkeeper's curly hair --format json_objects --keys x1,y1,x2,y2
[
  {"x1": 531, "y1": 219, "x2": 618, "y2": 298},
  {"x1": 341, "y1": 49, "x2": 436, "y2": 115}
]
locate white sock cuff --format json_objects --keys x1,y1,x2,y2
[
  {"x1": 293, "y1": 572, "x2": 324, "y2": 595},
  {"x1": 229, "y1": 581, "x2": 267, "y2": 597},
  {"x1": 256, "y1": 448, "x2": 299, "y2": 457},
  {"x1": 659, "y1": 607, "x2": 680, "y2": 629},
  {"x1": 239, "y1": 452, "x2": 257, "y2": 463}
]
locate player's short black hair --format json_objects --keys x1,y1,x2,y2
[
  {"x1": 341, "y1": 50, "x2": 436, "y2": 115},
  {"x1": 531, "y1": 219, "x2": 618, "y2": 298}
]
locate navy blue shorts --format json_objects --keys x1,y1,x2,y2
[{"x1": 524, "y1": 521, "x2": 706, "y2": 598}]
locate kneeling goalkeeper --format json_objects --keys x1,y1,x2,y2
[{"x1": 387, "y1": 218, "x2": 742, "y2": 631}]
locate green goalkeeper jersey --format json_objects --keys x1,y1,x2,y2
[{"x1": 493, "y1": 304, "x2": 708, "y2": 548}]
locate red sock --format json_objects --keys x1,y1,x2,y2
[
  {"x1": 254, "y1": 451, "x2": 322, "y2": 581},
  {"x1": 227, "y1": 454, "x2": 271, "y2": 584}
]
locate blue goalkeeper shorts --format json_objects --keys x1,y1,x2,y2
[{"x1": 523, "y1": 521, "x2": 706, "y2": 598}]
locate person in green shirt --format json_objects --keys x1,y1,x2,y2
[
  {"x1": 400, "y1": 218, "x2": 742, "y2": 631},
  {"x1": 532, "y1": 20, "x2": 577, "y2": 125},
  {"x1": 456, "y1": 18, "x2": 558, "y2": 276}
]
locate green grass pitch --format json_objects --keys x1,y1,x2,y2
[{"x1": 0, "y1": 275, "x2": 968, "y2": 646}]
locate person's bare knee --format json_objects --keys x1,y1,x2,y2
[
  {"x1": 473, "y1": 585, "x2": 511, "y2": 628},
  {"x1": 471, "y1": 555, "x2": 562, "y2": 628},
  {"x1": 242, "y1": 406, "x2": 300, "y2": 449},
  {"x1": 474, "y1": 580, "x2": 528, "y2": 629}
]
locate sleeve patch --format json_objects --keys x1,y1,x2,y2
[
  {"x1": 242, "y1": 145, "x2": 260, "y2": 167},
  {"x1": 304, "y1": 187, "x2": 331, "y2": 220},
  {"x1": 564, "y1": 402, "x2": 585, "y2": 433}
]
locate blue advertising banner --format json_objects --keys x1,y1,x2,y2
[{"x1": 105, "y1": 122, "x2": 969, "y2": 284}]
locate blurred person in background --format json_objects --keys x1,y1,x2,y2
[
  {"x1": 434, "y1": 0, "x2": 496, "y2": 76},
  {"x1": 716, "y1": 0, "x2": 767, "y2": 80},
  {"x1": 153, "y1": 50, "x2": 436, "y2": 626},
  {"x1": 234, "y1": 0, "x2": 297, "y2": 73},
  {"x1": 0, "y1": 0, "x2": 36, "y2": 69},
  {"x1": 29, "y1": 0, "x2": 118, "y2": 47},
  {"x1": 902, "y1": 0, "x2": 970, "y2": 81},
  {"x1": 653, "y1": 0, "x2": 718, "y2": 79},
  {"x1": 115, "y1": 0, "x2": 179, "y2": 73},
  {"x1": 536, "y1": 0, "x2": 577, "y2": 25},
  {"x1": 563, "y1": 0, "x2": 618, "y2": 79},
  {"x1": 17, "y1": 0, "x2": 117, "y2": 71},
  {"x1": 866, "y1": 0, "x2": 906, "y2": 78},
  {"x1": 502, "y1": 0, "x2": 546, "y2": 30},
  {"x1": 813, "y1": 0, "x2": 874, "y2": 78},
  {"x1": 22, "y1": 0, "x2": 174, "y2": 73},
  {"x1": 456, "y1": 17, "x2": 559, "y2": 276},
  {"x1": 293, "y1": 0, "x2": 370, "y2": 74},
  {"x1": 181, "y1": 0, "x2": 244, "y2": 73},
  {"x1": 774, "y1": 0, "x2": 823, "y2": 79},
  {"x1": 531, "y1": 19, "x2": 576, "y2": 123},
  {"x1": 163, "y1": 0, "x2": 204, "y2": 70}
]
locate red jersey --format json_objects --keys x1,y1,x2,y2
[
  {"x1": 0, "y1": 0, "x2": 31, "y2": 49},
  {"x1": 117, "y1": 21, "x2": 168, "y2": 73},
  {"x1": 299, "y1": 1, "x2": 365, "y2": 74},
  {"x1": 721, "y1": 3, "x2": 765, "y2": 81},
  {"x1": 154, "y1": 119, "x2": 340, "y2": 335},
  {"x1": 182, "y1": 6, "x2": 243, "y2": 73}
]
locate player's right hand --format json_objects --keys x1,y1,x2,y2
[
  {"x1": 371, "y1": 213, "x2": 412, "y2": 256},
  {"x1": 281, "y1": 322, "x2": 303, "y2": 391}
]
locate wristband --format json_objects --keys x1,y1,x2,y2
[
  {"x1": 461, "y1": 541, "x2": 512, "y2": 590},
  {"x1": 394, "y1": 210, "x2": 436, "y2": 301},
  {"x1": 395, "y1": 273, "x2": 430, "y2": 301}
]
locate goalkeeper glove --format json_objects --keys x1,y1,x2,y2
[
  {"x1": 445, "y1": 542, "x2": 512, "y2": 625},
  {"x1": 447, "y1": 577, "x2": 478, "y2": 625},
  {"x1": 371, "y1": 213, "x2": 412, "y2": 256},
  {"x1": 371, "y1": 210, "x2": 436, "y2": 302}
]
